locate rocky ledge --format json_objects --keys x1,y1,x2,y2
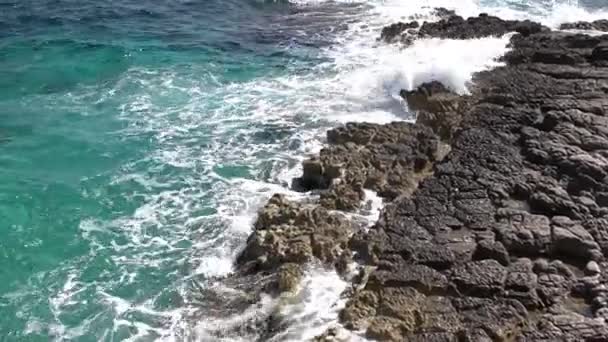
[
  {"x1": 226, "y1": 11, "x2": 608, "y2": 341},
  {"x1": 561, "y1": 19, "x2": 608, "y2": 32}
]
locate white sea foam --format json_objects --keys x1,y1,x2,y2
[
  {"x1": 269, "y1": 266, "x2": 361, "y2": 342},
  {"x1": 29, "y1": 0, "x2": 608, "y2": 341}
]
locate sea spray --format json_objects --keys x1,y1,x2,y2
[{"x1": 2, "y1": 0, "x2": 607, "y2": 340}]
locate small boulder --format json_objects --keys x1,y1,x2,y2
[
  {"x1": 473, "y1": 240, "x2": 510, "y2": 266},
  {"x1": 586, "y1": 261, "x2": 601, "y2": 276},
  {"x1": 551, "y1": 217, "x2": 601, "y2": 261}
]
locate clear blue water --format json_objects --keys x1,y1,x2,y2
[{"x1": 1, "y1": 0, "x2": 606, "y2": 340}]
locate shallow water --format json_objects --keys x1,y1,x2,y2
[{"x1": 1, "y1": 0, "x2": 607, "y2": 340}]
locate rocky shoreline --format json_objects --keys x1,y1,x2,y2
[{"x1": 219, "y1": 10, "x2": 608, "y2": 341}]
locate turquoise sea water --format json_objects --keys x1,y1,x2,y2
[{"x1": 1, "y1": 0, "x2": 607, "y2": 340}]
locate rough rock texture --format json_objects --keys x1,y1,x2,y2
[
  {"x1": 401, "y1": 81, "x2": 467, "y2": 141},
  {"x1": 237, "y1": 194, "x2": 352, "y2": 275},
  {"x1": 339, "y1": 21, "x2": 608, "y2": 341},
  {"x1": 297, "y1": 121, "x2": 445, "y2": 206},
  {"x1": 561, "y1": 19, "x2": 608, "y2": 32},
  {"x1": 215, "y1": 14, "x2": 608, "y2": 342},
  {"x1": 380, "y1": 11, "x2": 547, "y2": 45},
  {"x1": 418, "y1": 13, "x2": 545, "y2": 39}
]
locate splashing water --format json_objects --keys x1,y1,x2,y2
[{"x1": 1, "y1": 0, "x2": 607, "y2": 340}]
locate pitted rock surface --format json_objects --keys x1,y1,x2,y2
[
  {"x1": 297, "y1": 121, "x2": 444, "y2": 207},
  {"x1": 380, "y1": 12, "x2": 547, "y2": 45},
  {"x1": 561, "y1": 19, "x2": 608, "y2": 32},
  {"x1": 339, "y1": 23, "x2": 608, "y2": 341},
  {"x1": 236, "y1": 194, "x2": 352, "y2": 274}
]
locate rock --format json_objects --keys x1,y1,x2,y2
[
  {"x1": 495, "y1": 211, "x2": 552, "y2": 257},
  {"x1": 380, "y1": 21, "x2": 419, "y2": 43},
  {"x1": 504, "y1": 259, "x2": 542, "y2": 308},
  {"x1": 277, "y1": 263, "x2": 303, "y2": 293},
  {"x1": 551, "y1": 217, "x2": 601, "y2": 261},
  {"x1": 296, "y1": 121, "x2": 442, "y2": 204},
  {"x1": 414, "y1": 243, "x2": 456, "y2": 270},
  {"x1": 450, "y1": 260, "x2": 507, "y2": 297},
  {"x1": 369, "y1": 263, "x2": 448, "y2": 295},
  {"x1": 586, "y1": 261, "x2": 601, "y2": 276},
  {"x1": 341, "y1": 290, "x2": 379, "y2": 329},
  {"x1": 319, "y1": 182, "x2": 364, "y2": 211},
  {"x1": 592, "y1": 41, "x2": 608, "y2": 62},
  {"x1": 340, "y1": 24, "x2": 608, "y2": 341},
  {"x1": 236, "y1": 194, "x2": 352, "y2": 271},
  {"x1": 300, "y1": 159, "x2": 327, "y2": 189},
  {"x1": 366, "y1": 316, "x2": 410, "y2": 341},
  {"x1": 472, "y1": 239, "x2": 510, "y2": 266},
  {"x1": 401, "y1": 81, "x2": 466, "y2": 140},
  {"x1": 379, "y1": 13, "x2": 546, "y2": 45},
  {"x1": 417, "y1": 14, "x2": 545, "y2": 40},
  {"x1": 313, "y1": 327, "x2": 353, "y2": 342},
  {"x1": 521, "y1": 312, "x2": 608, "y2": 340},
  {"x1": 561, "y1": 19, "x2": 608, "y2": 32},
  {"x1": 432, "y1": 7, "x2": 456, "y2": 19},
  {"x1": 452, "y1": 297, "x2": 528, "y2": 339},
  {"x1": 222, "y1": 16, "x2": 608, "y2": 342}
]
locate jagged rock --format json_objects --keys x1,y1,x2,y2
[
  {"x1": 313, "y1": 327, "x2": 353, "y2": 342},
  {"x1": 380, "y1": 21, "x2": 419, "y2": 43},
  {"x1": 366, "y1": 316, "x2": 410, "y2": 341},
  {"x1": 535, "y1": 260, "x2": 576, "y2": 306},
  {"x1": 451, "y1": 297, "x2": 528, "y2": 339},
  {"x1": 472, "y1": 239, "x2": 510, "y2": 266},
  {"x1": 341, "y1": 290, "x2": 379, "y2": 329},
  {"x1": 299, "y1": 159, "x2": 327, "y2": 190},
  {"x1": 432, "y1": 7, "x2": 456, "y2": 20},
  {"x1": 401, "y1": 81, "x2": 466, "y2": 140},
  {"x1": 236, "y1": 194, "x2": 352, "y2": 271},
  {"x1": 379, "y1": 13, "x2": 546, "y2": 45},
  {"x1": 561, "y1": 19, "x2": 608, "y2": 32},
  {"x1": 592, "y1": 41, "x2": 608, "y2": 62},
  {"x1": 458, "y1": 329, "x2": 493, "y2": 342},
  {"x1": 521, "y1": 312, "x2": 608, "y2": 340},
  {"x1": 296, "y1": 121, "x2": 442, "y2": 204},
  {"x1": 414, "y1": 243, "x2": 456, "y2": 270},
  {"x1": 223, "y1": 17, "x2": 608, "y2": 342},
  {"x1": 418, "y1": 13, "x2": 545, "y2": 40},
  {"x1": 495, "y1": 210, "x2": 552, "y2": 257},
  {"x1": 504, "y1": 258, "x2": 542, "y2": 308},
  {"x1": 340, "y1": 23, "x2": 608, "y2": 341},
  {"x1": 319, "y1": 182, "x2": 364, "y2": 211},
  {"x1": 369, "y1": 263, "x2": 448, "y2": 295}
]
